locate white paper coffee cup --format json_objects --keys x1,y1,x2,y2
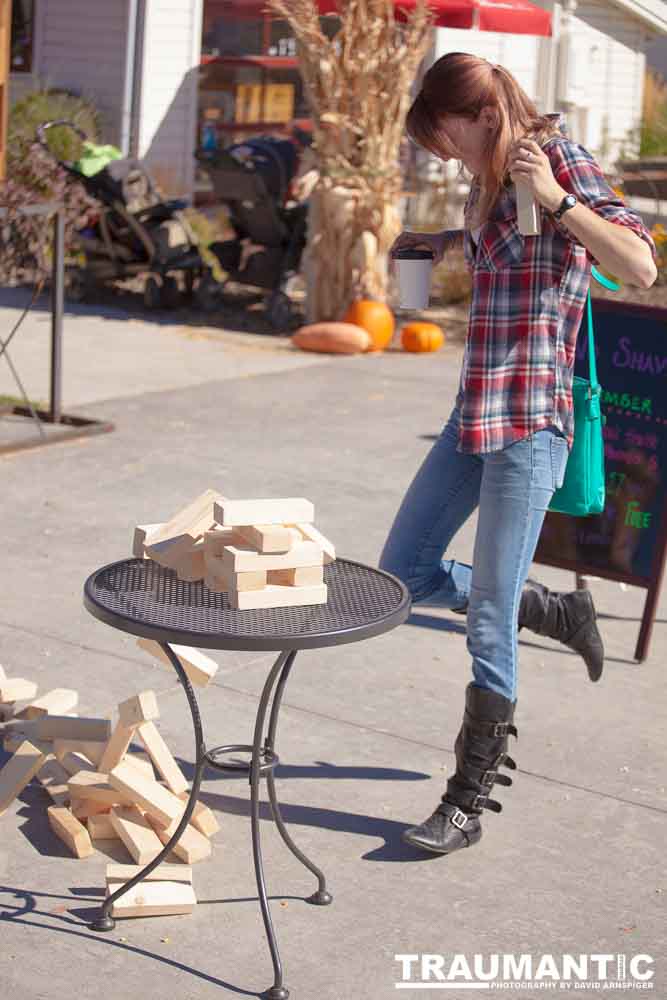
[{"x1": 392, "y1": 247, "x2": 434, "y2": 310}]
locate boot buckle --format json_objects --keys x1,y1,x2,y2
[
  {"x1": 492, "y1": 723, "x2": 509, "y2": 737},
  {"x1": 471, "y1": 793, "x2": 488, "y2": 810},
  {"x1": 480, "y1": 769, "x2": 497, "y2": 786},
  {"x1": 450, "y1": 808, "x2": 469, "y2": 830}
]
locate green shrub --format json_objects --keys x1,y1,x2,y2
[
  {"x1": 9, "y1": 84, "x2": 101, "y2": 165},
  {"x1": 0, "y1": 86, "x2": 101, "y2": 283}
]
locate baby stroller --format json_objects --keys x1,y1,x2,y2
[
  {"x1": 37, "y1": 120, "x2": 216, "y2": 309},
  {"x1": 197, "y1": 135, "x2": 309, "y2": 329}
]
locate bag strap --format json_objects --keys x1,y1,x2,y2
[
  {"x1": 586, "y1": 265, "x2": 620, "y2": 391},
  {"x1": 586, "y1": 288, "x2": 598, "y2": 388}
]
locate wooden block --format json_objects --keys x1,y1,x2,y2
[
  {"x1": 47, "y1": 804, "x2": 95, "y2": 858},
  {"x1": 34, "y1": 716, "x2": 112, "y2": 742},
  {"x1": 267, "y1": 565, "x2": 324, "y2": 587},
  {"x1": 215, "y1": 497, "x2": 314, "y2": 527},
  {"x1": 70, "y1": 796, "x2": 112, "y2": 820},
  {"x1": 515, "y1": 177, "x2": 541, "y2": 235},
  {"x1": 221, "y1": 540, "x2": 323, "y2": 574},
  {"x1": 57, "y1": 751, "x2": 97, "y2": 776},
  {"x1": 68, "y1": 771, "x2": 136, "y2": 806},
  {"x1": 133, "y1": 522, "x2": 165, "y2": 559},
  {"x1": 123, "y1": 752, "x2": 156, "y2": 780},
  {"x1": 17, "y1": 688, "x2": 78, "y2": 720},
  {"x1": 99, "y1": 722, "x2": 138, "y2": 773},
  {"x1": 0, "y1": 678, "x2": 37, "y2": 703},
  {"x1": 3, "y1": 732, "x2": 52, "y2": 755},
  {"x1": 0, "y1": 739, "x2": 49, "y2": 814},
  {"x1": 109, "y1": 805, "x2": 165, "y2": 864},
  {"x1": 106, "y1": 862, "x2": 193, "y2": 884},
  {"x1": 230, "y1": 582, "x2": 328, "y2": 611},
  {"x1": 203, "y1": 573, "x2": 227, "y2": 594},
  {"x1": 52, "y1": 739, "x2": 106, "y2": 767},
  {"x1": 175, "y1": 545, "x2": 206, "y2": 582},
  {"x1": 105, "y1": 878, "x2": 197, "y2": 917},
  {"x1": 136, "y1": 639, "x2": 218, "y2": 688},
  {"x1": 35, "y1": 756, "x2": 71, "y2": 806},
  {"x1": 137, "y1": 721, "x2": 188, "y2": 795},
  {"x1": 204, "y1": 554, "x2": 267, "y2": 591},
  {"x1": 237, "y1": 524, "x2": 295, "y2": 553},
  {"x1": 0, "y1": 702, "x2": 15, "y2": 721},
  {"x1": 118, "y1": 691, "x2": 159, "y2": 728},
  {"x1": 108, "y1": 761, "x2": 185, "y2": 827},
  {"x1": 176, "y1": 790, "x2": 220, "y2": 838},
  {"x1": 292, "y1": 522, "x2": 336, "y2": 563},
  {"x1": 88, "y1": 813, "x2": 120, "y2": 839},
  {"x1": 144, "y1": 810, "x2": 211, "y2": 864},
  {"x1": 203, "y1": 527, "x2": 245, "y2": 558},
  {"x1": 145, "y1": 489, "x2": 225, "y2": 550}
]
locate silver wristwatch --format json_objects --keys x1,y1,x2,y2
[{"x1": 553, "y1": 193, "x2": 577, "y2": 220}]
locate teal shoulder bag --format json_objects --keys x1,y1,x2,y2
[{"x1": 548, "y1": 266, "x2": 619, "y2": 517}]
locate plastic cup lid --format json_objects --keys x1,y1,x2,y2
[{"x1": 392, "y1": 247, "x2": 434, "y2": 260}]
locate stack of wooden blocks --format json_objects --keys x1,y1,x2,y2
[
  {"x1": 0, "y1": 663, "x2": 221, "y2": 919},
  {"x1": 136, "y1": 490, "x2": 336, "y2": 610}
]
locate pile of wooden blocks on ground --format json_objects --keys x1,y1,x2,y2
[
  {"x1": 135, "y1": 489, "x2": 336, "y2": 610},
  {"x1": 0, "y1": 665, "x2": 220, "y2": 918}
]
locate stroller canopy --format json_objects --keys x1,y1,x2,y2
[{"x1": 224, "y1": 136, "x2": 300, "y2": 204}]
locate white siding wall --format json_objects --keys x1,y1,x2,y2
[
  {"x1": 135, "y1": 0, "x2": 203, "y2": 198},
  {"x1": 567, "y1": 0, "x2": 649, "y2": 167},
  {"x1": 433, "y1": 25, "x2": 541, "y2": 104},
  {"x1": 34, "y1": 0, "x2": 130, "y2": 145}
]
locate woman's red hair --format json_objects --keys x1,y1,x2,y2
[{"x1": 406, "y1": 52, "x2": 565, "y2": 228}]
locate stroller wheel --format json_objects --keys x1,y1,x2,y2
[
  {"x1": 161, "y1": 275, "x2": 181, "y2": 309},
  {"x1": 66, "y1": 269, "x2": 92, "y2": 303},
  {"x1": 266, "y1": 290, "x2": 292, "y2": 331},
  {"x1": 144, "y1": 275, "x2": 162, "y2": 310},
  {"x1": 194, "y1": 271, "x2": 220, "y2": 313},
  {"x1": 184, "y1": 268, "x2": 197, "y2": 299}
]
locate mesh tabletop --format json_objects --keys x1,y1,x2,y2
[{"x1": 83, "y1": 557, "x2": 411, "y2": 651}]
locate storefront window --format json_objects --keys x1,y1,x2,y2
[
  {"x1": 201, "y1": 4, "x2": 341, "y2": 59},
  {"x1": 11, "y1": 0, "x2": 34, "y2": 73}
]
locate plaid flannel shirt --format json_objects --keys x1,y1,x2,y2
[{"x1": 455, "y1": 122, "x2": 658, "y2": 455}]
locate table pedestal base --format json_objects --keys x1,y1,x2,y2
[{"x1": 90, "y1": 645, "x2": 332, "y2": 1000}]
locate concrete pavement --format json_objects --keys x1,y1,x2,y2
[{"x1": 0, "y1": 297, "x2": 665, "y2": 1000}]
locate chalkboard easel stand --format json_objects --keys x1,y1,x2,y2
[{"x1": 540, "y1": 496, "x2": 667, "y2": 663}]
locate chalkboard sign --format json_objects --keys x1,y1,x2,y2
[{"x1": 534, "y1": 298, "x2": 667, "y2": 661}]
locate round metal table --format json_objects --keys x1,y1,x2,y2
[{"x1": 83, "y1": 556, "x2": 411, "y2": 1000}]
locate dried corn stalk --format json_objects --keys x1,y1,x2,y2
[{"x1": 265, "y1": 0, "x2": 434, "y2": 322}]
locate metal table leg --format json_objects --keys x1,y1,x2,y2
[
  {"x1": 89, "y1": 642, "x2": 207, "y2": 931},
  {"x1": 265, "y1": 650, "x2": 332, "y2": 907}
]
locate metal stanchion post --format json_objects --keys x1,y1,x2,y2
[{"x1": 50, "y1": 207, "x2": 64, "y2": 424}]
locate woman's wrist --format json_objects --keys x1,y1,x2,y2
[{"x1": 440, "y1": 229, "x2": 464, "y2": 252}]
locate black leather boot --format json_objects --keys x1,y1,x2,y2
[
  {"x1": 402, "y1": 682, "x2": 517, "y2": 855},
  {"x1": 517, "y1": 578, "x2": 604, "y2": 682},
  {"x1": 452, "y1": 579, "x2": 604, "y2": 682}
]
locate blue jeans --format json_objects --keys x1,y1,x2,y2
[{"x1": 378, "y1": 404, "x2": 570, "y2": 703}]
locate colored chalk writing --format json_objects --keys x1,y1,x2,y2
[{"x1": 536, "y1": 299, "x2": 667, "y2": 585}]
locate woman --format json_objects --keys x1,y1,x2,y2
[{"x1": 379, "y1": 53, "x2": 658, "y2": 857}]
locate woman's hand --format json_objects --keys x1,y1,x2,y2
[
  {"x1": 389, "y1": 230, "x2": 448, "y2": 273},
  {"x1": 508, "y1": 138, "x2": 565, "y2": 213}
]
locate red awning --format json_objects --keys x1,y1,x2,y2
[{"x1": 216, "y1": 0, "x2": 551, "y2": 36}]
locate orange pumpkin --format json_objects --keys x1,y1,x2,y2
[
  {"x1": 401, "y1": 322, "x2": 445, "y2": 353},
  {"x1": 342, "y1": 299, "x2": 395, "y2": 352},
  {"x1": 292, "y1": 322, "x2": 372, "y2": 354}
]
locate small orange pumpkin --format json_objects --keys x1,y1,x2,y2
[
  {"x1": 401, "y1": 322, "x2": 445, "y2": 353},
  {"x1": 342, "y1": 299, "x2": 395, "y2": 352}
]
